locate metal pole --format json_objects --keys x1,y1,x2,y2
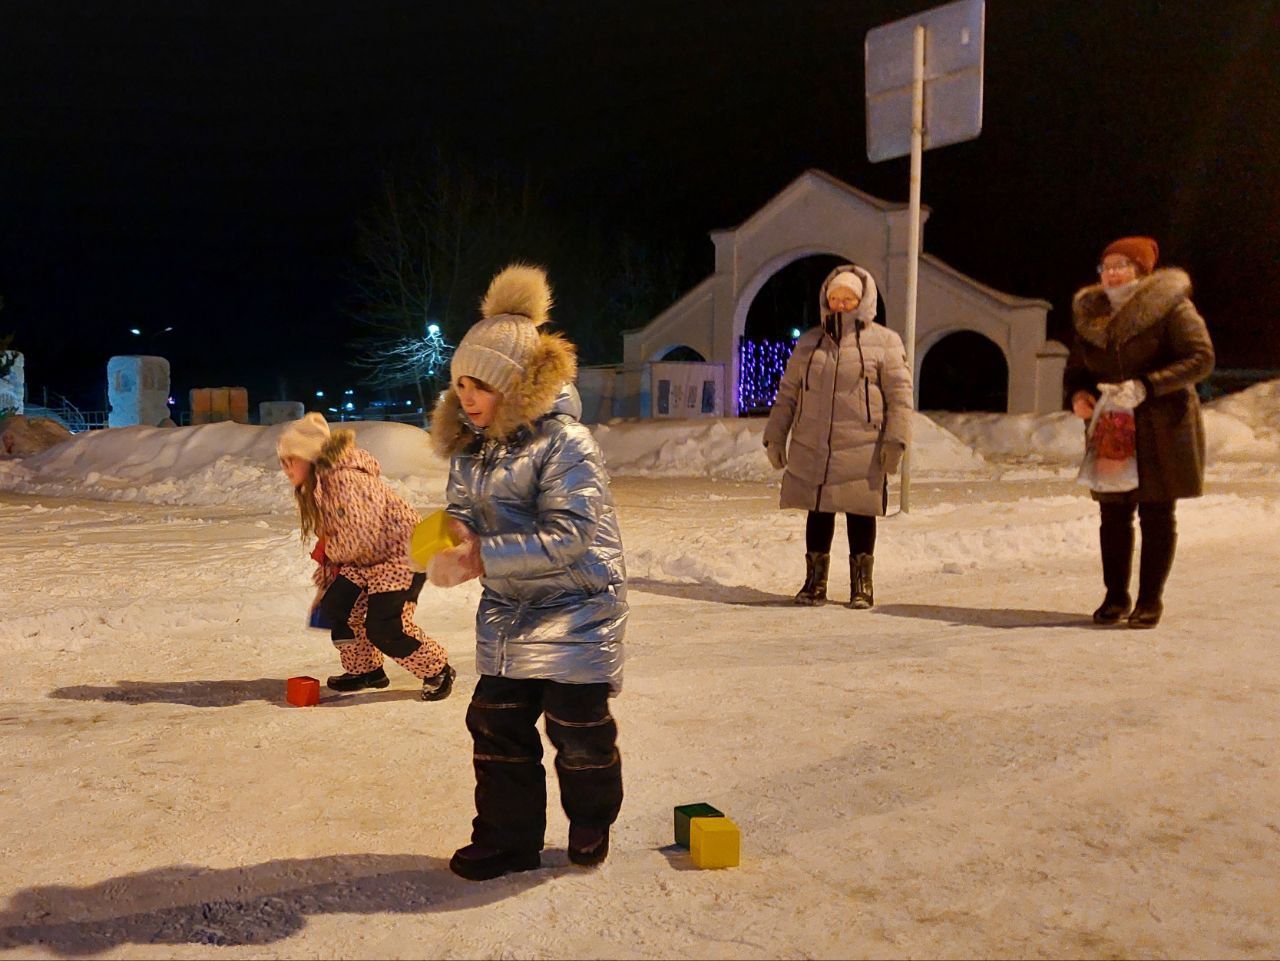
[{"x1": 900, "y1": 22, "x2": 925, "y2": 514}]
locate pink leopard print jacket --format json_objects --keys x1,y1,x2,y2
[{"x1": 312, "y1": 430, "x2": 419, "y2": 593}]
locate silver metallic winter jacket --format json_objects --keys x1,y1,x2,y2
[{"x1": 433, "y1": 379, "x2": 627, "y2": 693}]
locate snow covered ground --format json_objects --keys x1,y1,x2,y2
[{"x1": 1, "y1": 385, "x2": 1278, "y2": 959}]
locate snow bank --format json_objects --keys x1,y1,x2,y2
[
  {"x1": 1, "y1": 380, "x2": 1275, "y2": 507},
  {"x1": 0, "y1": 420, "x2": 450, "y2": 510},
  {"x1": 595, "y1": 412, "x2": 991, "y2": 481}
]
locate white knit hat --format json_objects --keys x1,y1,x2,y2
[
  {"x1": 828, "y1": 271, "x2": 864, "y2": 300},
  {"x1": 450, "y1": 264, "x2": 553, "y2": 396},
  {"x1": 276, "y1": 412, "x2": 331, "y2": 463}
]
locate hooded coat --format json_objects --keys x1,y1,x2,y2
[
  {"x1": 313, "y1": 430, "x2": 421, "y2": 592},
  {"x1": 430, "y1": 280, "x2": 627, "y2": 693},
  {"x1": 763, "y1": 264, "x2": 914, "y2": 517},
  {"x1": 1066, "y1": 267, "x2": 1215, "y2": 502}
]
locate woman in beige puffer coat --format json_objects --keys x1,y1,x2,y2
[{"x1": 763, "y1": 264, "x2": 914, "y2": 609}]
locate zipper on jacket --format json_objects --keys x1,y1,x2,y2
[
  {"x1": 814, "y1": 334, "x2": 843, "y2": 510},
  {"x1": 802, "y1": 344, "x2": 819, "y2": 391},
  {"x1": 855, "y1": 323, "x2": 872, "y2": 424}
]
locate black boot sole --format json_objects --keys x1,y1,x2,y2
[
  {"x1": 326, "y1": 673, "x2": 391, "y2": 692},
  {"x1": 421, "y1": 665, "x2": 457, "y2": 702},
  {"x1": 568, "y1": 835, "x2": 609, "y2": 867},
  {"x1": 449, "y1": 849, "x2": 541, "y2": 881}
]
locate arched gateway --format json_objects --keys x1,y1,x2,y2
[{"x1": 597, "y1": 170, "x2": 1066, "y2": 419}]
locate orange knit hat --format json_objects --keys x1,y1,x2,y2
[{"x1": 1102, "y1": 236, "x2": 1159, "y2": 275}]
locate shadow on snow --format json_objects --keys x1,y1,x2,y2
[
  {"x1": 0, "y1": 853, "x2": 549, "y2": 954},
  {"x1": 48, "y1": 679, "x2": 423, "y2": 708}
]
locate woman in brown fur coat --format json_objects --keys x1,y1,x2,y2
[{"x1": 1065, "y1": 236, "x2": 1215, "y2": 628}]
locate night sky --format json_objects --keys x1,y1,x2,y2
[{"x1": 3, "y1": 0, "x2": 1278, "y2": 414}]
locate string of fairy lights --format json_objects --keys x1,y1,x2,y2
[{"x1": 737, "y1": 334, "x2": 800, "y2": 414}]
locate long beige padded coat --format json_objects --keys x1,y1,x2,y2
[{"x1": 764, "y1": 264, "x2": 914, "y2": 516}]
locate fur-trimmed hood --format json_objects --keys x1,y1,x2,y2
[
  {"x1": 430, "y1": 330, "x2": 578, "y2": 456},
  {"x1": 819, "y1": 263, "x2": 879, "y2": 336},
  {"x1": 314, "y1": 428, "x2": 380, "y2": 477},
  {"x1": 1073, "y1": 267, "x2": 1193, "y2": 349}
]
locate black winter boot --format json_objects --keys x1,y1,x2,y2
[
  {"x1": 848, "y1": 553, "x2": 874, "y2": 609},
  {"x1": 567, "y1": 824, "x2": 610, "y2": 867},
  {"x1": 420, "y1": 664, "x2": 456, "y2": 702},
  {"x1": 449, "y1": 843, "x2": 541, "y2": 881},
  {"x1": 1130, "y1": 505, "x2": 1176, "y2": 629},
  {"x1": 326, "y1": 666, "x2": 390, "y2": 692},
  {"x1": 1093, "y1": 510, "x2": 1135, "y2": 624},
  {"x1": 795, "y1": 552, "x2": 830, "y2": 606}
]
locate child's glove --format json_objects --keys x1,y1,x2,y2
[{"x1": 428, "y1": 524, "x2": 483, "y2": 588}]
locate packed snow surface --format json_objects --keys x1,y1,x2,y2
[{"x1": 0, "y1": 388, "x2": 1277, "y2": 959}]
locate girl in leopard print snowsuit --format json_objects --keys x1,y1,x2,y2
[{"x1": 278, "y1": 412, "x2": 455, "y2": 701}]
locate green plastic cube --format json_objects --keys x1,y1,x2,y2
[{"x1": 674, "y1": 802, "x2": 724, "y2": 848}]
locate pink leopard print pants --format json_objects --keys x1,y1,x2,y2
[{"x1": 334, "y1": 590, "x2": 448, "y2": 679}]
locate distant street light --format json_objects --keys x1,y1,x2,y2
[{"x1": 128, "y1": 326, "x2": 176, "y2": 350}]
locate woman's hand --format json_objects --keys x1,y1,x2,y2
[
  {"x1": 1071, "y1": 390, "x2": 1096, "y2": 420},
  {"x1": 879, "y1": 442, "x2": 905, "y2": 475},
  {"x1": 765, "y1": 443, "x2": 787, "y2": 470}
]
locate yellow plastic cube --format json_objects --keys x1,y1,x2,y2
[{"x1": 690, "y1": 816, "x2": 739, "y2": 868}]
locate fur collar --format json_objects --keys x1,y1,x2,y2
[
  {"x1": 1072, "y1": 268, "x2": 1192, "y2": 349},
  {"x1": 431, "y1": 331, "x2": 577, "y2": 456}
]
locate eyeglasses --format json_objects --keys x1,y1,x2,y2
[{"x1": 1097, "y1": 260, "x2": 1136, "y2": 276}]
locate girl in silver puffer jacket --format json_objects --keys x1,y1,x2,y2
[{"x1": 429, "y1": 264, "x2": 627, "y2": 882}]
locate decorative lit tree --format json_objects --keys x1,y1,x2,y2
[
  {"x1": 352, "y1": 322, "x2": 454, "y2": 409},
  {"x1": 737, "y1": 333, "x2": 800, "y2": 415},
  {"x1": 346, "y1": 147, "x2": 547, "y2": 419}
]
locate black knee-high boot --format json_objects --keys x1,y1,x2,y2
[
  {"x1": 1094, "y1": 505, "x2": 1135, "y2": 624},
  {"x1": 1131, "y1": 503, "x2": 1176, "y2": 629}
]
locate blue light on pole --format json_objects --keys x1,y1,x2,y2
[{"x1": 315, "y1": 390, "x2": 324, "y2": 398}]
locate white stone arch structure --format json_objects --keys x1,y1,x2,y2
[{"x1": 621, "y1": 169, "x2": 1067, "y2": 416}]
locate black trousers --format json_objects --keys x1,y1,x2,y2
[
  {"x1": 321, "y1": 573, "x2": 427, "y2": 659},
  {"x1": 805, "y1": 510, "x2": 877, "y2": 555},
  {"x1": 1099, "y1": 500, "x2": 1177, "y2": 602},
  {"x1": 465, "y1": 674, "x2": 623, "y2": 853}
]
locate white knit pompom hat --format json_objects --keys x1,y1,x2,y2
[
  {"x1": 450, "y1": 264, "x2": 553, "y2": 396},
  {"x1": 276, "y1": 411, "x2": 331, "y2": 463}
]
